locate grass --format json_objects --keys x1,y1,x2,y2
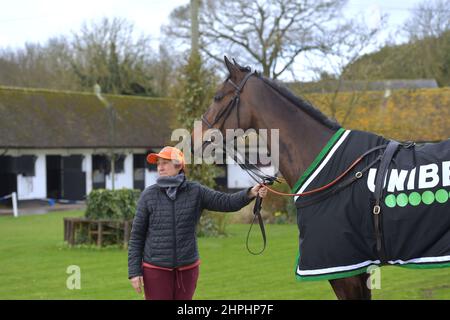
[{"x1": 0, "y1": 210, "x2": 448, "y2": 300}]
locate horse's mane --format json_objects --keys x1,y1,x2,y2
[
  {"x1": 258, "y1": 74, "x2": 341, "y2": 130},
  {"x1": 230, "y1": 62, "x2": 341, "y2": 130},
  {"x1": 237, "y1": 65, "x2": 341, "y2": 130}
]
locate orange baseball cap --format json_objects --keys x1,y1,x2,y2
[{"x1": 147, "y1": 146, "x2": 185, "y2": 168}]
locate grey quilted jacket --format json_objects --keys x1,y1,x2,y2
[{"x1": 128, "y1": 179, "x2": 254, "y2": 278}]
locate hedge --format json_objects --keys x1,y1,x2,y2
[{"x1": 85, "y1": 188, "x2": 141, "y2": 220}]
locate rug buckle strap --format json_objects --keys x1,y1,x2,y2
[
  {"x1": 373, "y1": 204, "x2": 381, "y2": 215},
  {"x1": 372, "y1": 140, "x2": 400, "y2": 264}
]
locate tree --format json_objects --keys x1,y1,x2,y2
[
  {"x1": 402, "y1": 0, "x2": 450, "y2": 86},
  {"x1": 163, "y1": 0, "x2": 381, "y2": 80},
  {"x1": 0, "y1": 18, "x2": 179, "y2": 96},
  {"x1": 147, "y1": 45, "x2": 179, "y2": 97},
  {"x1": 174, "y1": 52, "x2": 219, "y2": 185},
  {"x1": 69, "y1": 17, "x2": 157, "y2": 95},
  {"x1": 173, "y1": 52, "x2": 226, "y2": 236},
  {"x1": 403, "y1": 0, "x2": 450, "y2": 40},
  {"x1": 342, "y1": 0, "x2": 450, "y2": 86},
  {"x1": 0, "y1": 37, "x2": 80, "y2": 91}
]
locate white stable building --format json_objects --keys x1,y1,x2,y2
[
  {"x1": 0, "y1": 86, "x2": 175, "y2": 201},
  {"x1": 0, "y1": 86, "x2": 276, "y2": 203}
]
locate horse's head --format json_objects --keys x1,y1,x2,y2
[{"x1": 192, "y1": 57, "x2": 257, "y2": 155}]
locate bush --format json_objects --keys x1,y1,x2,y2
[
  {"x1": 197, "y1": 211, "x2": 229, "y2": 237},
  {"x1": 85, "y1": 188, "x2": 141, "y2": 220}
]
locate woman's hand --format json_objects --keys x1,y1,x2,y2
[
  {"x1": 249, "y1": 184, "x2": 268, "y2": 199},
  {"x1": 130, "y1": 276, "x2": 144, "y2": 294}
]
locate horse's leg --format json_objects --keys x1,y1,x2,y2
[{"x1": 329, "y1": 273, "x2": 372, "y2": 300}]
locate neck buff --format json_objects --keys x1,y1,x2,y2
[{"x1": 156, "y1": 173, "x2": 185, "y2": 200}]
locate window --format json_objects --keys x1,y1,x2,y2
[
  {"x1": 11, "y1": 155, "x2": 36, "y2": 176},
  {"x1": 92, "y1": 154, "x2": 125, "y2": 174}
]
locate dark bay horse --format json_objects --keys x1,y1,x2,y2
[{"x1": 194, "y1": 57, "x2": 449, "y2": 300}]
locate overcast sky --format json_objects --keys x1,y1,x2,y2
[
  {"x1": 0, "y1": 0, "x2": 188, "y2": 49},
  {"x1": 0, "y1": 0, "x2": 422, "y2": 49},
  {"x1": 0, "y1": 0, "x2": 423, "y2": 81}
]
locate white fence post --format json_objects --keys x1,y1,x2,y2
[{"x1": 12, "y1": 192, "x2": 18, "y2": 218}]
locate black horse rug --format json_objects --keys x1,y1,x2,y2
[{"x1": 293, "y1": 128, "x2": 450, "y2": 281}]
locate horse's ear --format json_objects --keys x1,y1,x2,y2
[
  {"x1": 232, "y1": 58, "x2": 244, "y2": 70},
  {"x1": 224, "y1": 56, "x2": 238, "y2": 76}
]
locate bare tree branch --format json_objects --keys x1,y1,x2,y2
[{"x1": 164, "y1": 0, "x2": 368, "y2": 79}]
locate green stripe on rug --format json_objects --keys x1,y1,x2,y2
[
  {"x1": 397, "y1": 262, "x2": 450, "y2": 269},
  {"x1": 294, "y1": 249, "x2": 373, "y2": 282},
  {"x1": 295, "y1": 266, "x2": 371, "y2": 282},
  {"x1": 291, "y1": 127, "x2": 345, "y2": 193}
]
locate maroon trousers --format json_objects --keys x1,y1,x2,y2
[{"x1": 142, "y1": 264, "x2": 199, "y2": 300}]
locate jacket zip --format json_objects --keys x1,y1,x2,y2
[{"x1": 171, "y1": 200, "x2": 177, "y2": 267}]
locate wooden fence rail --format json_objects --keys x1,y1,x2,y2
[{"x1": 64, "y1": 217, "x2": 132, "y2": 249}]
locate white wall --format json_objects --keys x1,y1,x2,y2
[
  {"x1": 17, "y1": 154, "x2": 46, "y2": 200},
  {"x1": 9, "y1": 150, "x2": 278, "y2": 199},
  {"x1": 227, "y1": 163, "x2": 254, "y2": 189},
  {"x1": 145, "y1": 169, "x2": 158, "y2": 188},
  {"x1": 226, "y1": 157, "x2": 276, "y2": 189},
  {"x1": 82, "y1": 153, "x2": 92, "y2": 195},
  {"x1": 3, "y1": 148, "x2": 150, "y2": 200}
]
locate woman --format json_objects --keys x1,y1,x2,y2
[{"x1": 128, "y1": 146, "x2": 267, "y2": 300}]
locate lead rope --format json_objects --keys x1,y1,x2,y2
[
  {"x1": 245, "y1": 177, "x2": 275, "y2": 255},
  {"x1": 246, "y1": 194, "x2": 266, "y2": 255},
  {"x1": 225, "y1": 143, "x2": 272, "y2": 255}
]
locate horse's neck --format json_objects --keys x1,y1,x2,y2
[{"x1": 254, "y1": 102, "x2": 336, "y2": 189}]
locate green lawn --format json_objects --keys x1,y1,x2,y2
[{"x1": 0, "y1": 211, "x2": 448, "y2": 300}]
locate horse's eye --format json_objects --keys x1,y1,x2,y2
[{"x1": 214, "y1": 92, "x2": 224, "y2": 102}]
